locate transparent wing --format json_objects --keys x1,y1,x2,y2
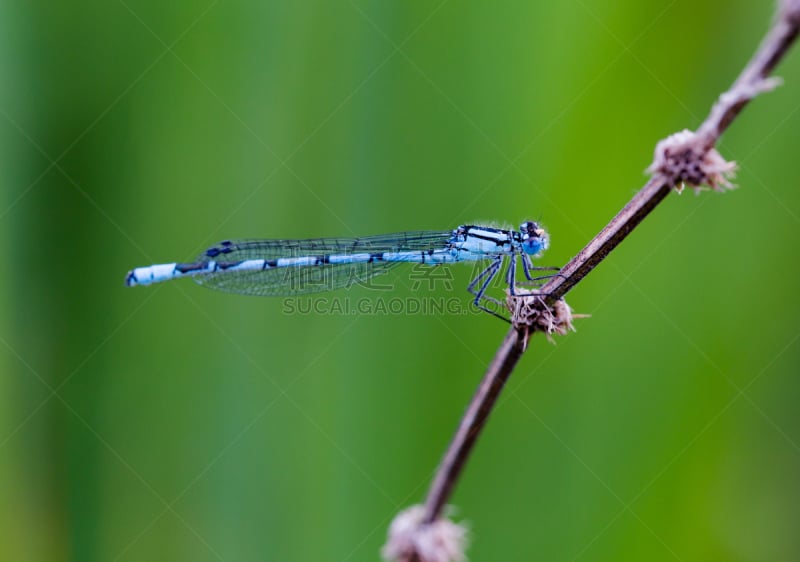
[
  {"x1": 194, "y1": 230, "x2": 453, "y2": 296},
  {"x1": 199, "y1": 230, "x2": 454, "y2": 260}
]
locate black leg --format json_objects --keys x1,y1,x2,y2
[
  {"x1": 517, "y1": 253, "x2": 567, "y2": 288},
  {"x1": 466, "y1": 260, "x2": 495, "y2": 295},
  {"x1": 507, "y1": 253, "x2": 518, "y2": 296},
  {"x1": 521, "y1": 253, "x2": 560, "y2": 278},
  {"x1": 470, "y1": 259, "x2": 501, "y2": 305},
  {"x1": 467, "y1": 258, "x2": 508, "y2": 322}
]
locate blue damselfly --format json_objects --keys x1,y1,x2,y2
[{"x1": 126, "y1": 221, "x2": 555, "y2": 320}]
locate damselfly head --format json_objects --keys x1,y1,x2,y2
[{"x1": 520, "y1": 221, "x2": 549, "y2": 255}]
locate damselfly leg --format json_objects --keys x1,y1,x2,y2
[
  {"x1": 519, "y1": 252, "x2": 564, "y2": 285},
  {"x1": 467, "y1": 257, "x2": 508, "y2": 321}
]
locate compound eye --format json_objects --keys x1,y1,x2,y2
[
  {"x1": 520, "y1": 221, "x2": 538, "y2": 237},
  {"x1": 520, "y1": 221, "x2": 547, "y2": 255}
]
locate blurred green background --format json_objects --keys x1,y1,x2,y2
[{"x1": 2, "y1": 1, "x2": 799, "y2": 561}]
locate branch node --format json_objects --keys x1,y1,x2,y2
[
  {"x1": 508, "y1": 294, "x2": 584, "y2": 347},
  {"x1": 382, "y1": 505, "x2": 468, "y2": 562},
  {"x1": 646, "y1": 128, "x2": 737, "y2": 193}
]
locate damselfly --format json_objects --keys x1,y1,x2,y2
[{"x1": 125, "y1": 221, "x2": 555, "y2": 320}]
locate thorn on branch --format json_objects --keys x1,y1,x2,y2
[{"x1": 722, "y1": 76, "x2": 783, "y2": 106}]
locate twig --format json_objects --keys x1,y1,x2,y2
[
  {"x1": 384, "y1": 2, "x2": 800, "y2": 560},
  {"x1": 421, "y1": 327, "x2": 527, "y2": 523}
]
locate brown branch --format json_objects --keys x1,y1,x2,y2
[
  {"x1": 384, "y1": 2, "x2": 800, "y2": 558},
  {"x1": 421, "y1": 327, "x2": 527, "y2": 523}
]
